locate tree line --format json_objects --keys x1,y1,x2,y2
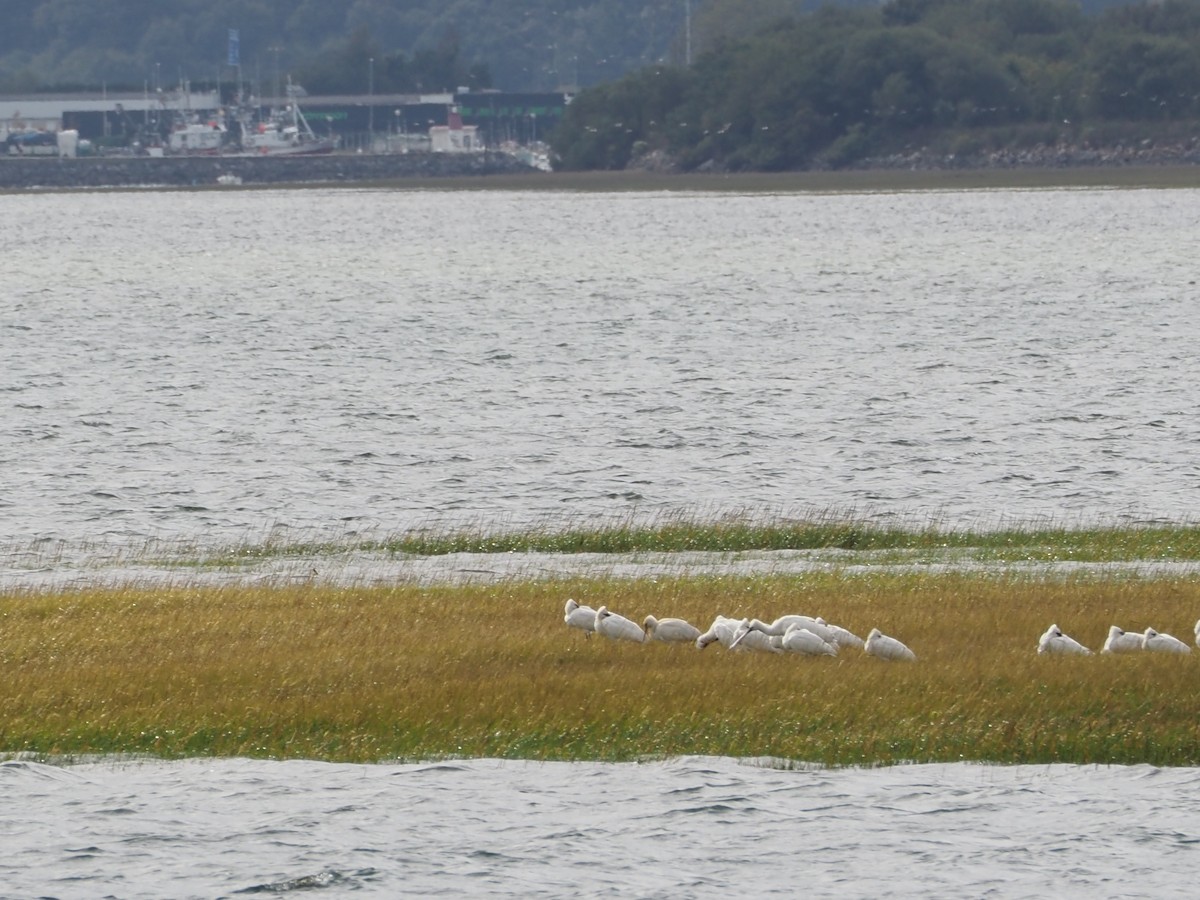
[
  {"x1": 0, "y1": 0, "x2": 688, "y2": 95},
  {"x1": 550, "y1": 0, "x2": 1200, "y2": 171}
]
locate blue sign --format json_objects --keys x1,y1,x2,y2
[{"x1": 228, "y1": 29, "x2": 240, "y2": 67}]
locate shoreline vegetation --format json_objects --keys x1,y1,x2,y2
[
  {"x1": 391, "y1": 164, "x2": 1200, "y2": 193},
  {"x1": 5, "y1": 161, "x2": 1200, "y2": 196},
  {"x1": 172, "y1": 514, "x2": 1200, "y2": 566},
  {"x1": 3, "y1": 518, "x2": 1199, "y2": 767}
]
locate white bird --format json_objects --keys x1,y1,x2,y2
[
  {"x1": 815, "y1": 617, "x2": 865, "y2": 649},
  {"x1": 1194, "y1": 618, "x2": 1200, "y2": 648},
  {"x1": 695, "y1": 615, "x2": 741, "y2": 649},
  {"x1": 1142, "y1": 627, "x2": 1191, "y2": 654},
  {"x1": 732, "y1": 615, "x2": 838, "y2": 644},
  {"x1": 643, "y1": 615, "x2": 702, "y2": 644},
  {"x1": 564, "y1": 599, "x2": 596, "y2": 638},
  {"x1": 780, "y1": 624, "x2": 838, "y2": 657},
  {"x1": 594, "y1": 606, "x2": 646, "y2": 643},
  {"x1": 698, "y1": 616, "x2": 781, "y2": 652},
  {"x1": 729, "y1": 618, "x2": 832, "y2": 656},
  {"x1": 1101, "y1": 625, "x2": 1143, "y2": 654},
  {"x1": 1037, "y1": 624, "x2": 1091, "y2": 656},
  {"x1": 864, "y1": 627, "x2": 916, "y2": 661}
]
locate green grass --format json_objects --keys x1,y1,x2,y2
[{"x1": 180, "y1": 513, "x2": 1200, "y2": 568}]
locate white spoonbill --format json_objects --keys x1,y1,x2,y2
[
  {"x1": 1142, "y1": 627, "x2": 1191, "y2": 654},
  {"x1": 695, "y1": 616, "x2": 742, "y2": 650},
  {"x1": 721, "y1": 618, "x2": 783, "y2": 653},
  {"x1": 815, "y1": 617, "x2": 865, "y2": 649},
  {"x1": 643, "y1": 615, "x2": 702, "y2": 644},
  {"x1": 1037, "y1": 624, "x2": 1091, "y2": 655},
  {"x1": 729, "y1": 618, "x2": 833, "y2": 656},
  {"x1": 564, "y1": 599, "x2": 597, "y2": 638},
  {"x1": 780, "y1": 624, "x2": 838, "y2": 657},
  {"x1": 1101, "y1": 626, "x2": 1142, "y2": 654},
  {"x1": 752, "y1": 615, "x2": 839, "y2": 644},
  {"x1": 594, "y1": 606, "x2": 646, "y2": 643},
  {"x1": 864, "y1": 628, "x2": 916, "y2": 662},
  {"x1": 698, "y1": 616, "x2": 781, "y2": 652}
]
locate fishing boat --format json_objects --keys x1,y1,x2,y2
[
  {"x1": 239, "y1": 83, "x2": 337, "y2": 156},
  {"x1": 167, "y1": 119, "x2": 228, "y2": 155}
]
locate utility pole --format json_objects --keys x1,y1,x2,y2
[
  {"x1": 368, "y1": 56, "x2": 375, "y2": 151},
  {"x1": 270, "y1": 45, "x2": 281, "y2": 106},
  {"x1": 685, "y1": 0, "x2": 692, "y2": 66}
]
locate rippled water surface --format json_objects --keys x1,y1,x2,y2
[
  {"x1": 5, "y1": 186, "x2": 1200, "y2": 896},
  {"x1": 3, "y1": 757, "x2": 1198, "y2": 899},
  {"x1": 4, "y1": 186, "x2": 1200, "y2": 560}
]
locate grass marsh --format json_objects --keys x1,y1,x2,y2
[
  {"x1": 192, "y1": 515, "x2": 1200, "y2": 568},
  {"x1": 2, "y1": 570, "x2": 1197, "y2": 766}
]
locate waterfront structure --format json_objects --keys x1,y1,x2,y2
[{"x1": 0, "y1": 87, "x2": 570, "y2": 153}]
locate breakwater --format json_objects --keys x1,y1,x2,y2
[{"x1": 0, "y1": 151, "x2": 538, "y2": 189}]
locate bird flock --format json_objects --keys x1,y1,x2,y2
[
  {"x1": 567, "y1": 601, "x2": 1200, "y2": 661},
  {"x1": 1038, "y1": 621, "x2": 1198, "y2": 656},
  {"x1": 563, "y1": 599, "x2": 915, "y2": 661}
]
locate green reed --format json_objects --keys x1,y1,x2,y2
[{"x1": 191, "y1": 513, "x2": 1200, "y2": 566}]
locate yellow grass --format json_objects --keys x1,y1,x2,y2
[{"x1": 1, "y1": 571, "x2": 1197, "y2": 765}]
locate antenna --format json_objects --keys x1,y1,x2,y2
[{"x1": 685, "y1": 0, "x2": 692, "y2": 66}]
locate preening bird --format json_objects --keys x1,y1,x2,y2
[
  {"x1": 864, "y1": 627, "x2": 916, "y2": 661},
  {"x1": 1037, "y1": 624, "x2": 1091, "y2": 655},
  {"x1": 1101, "y1": 625, "x2": 1142, "y2": 654},
  {"x1": 643, "y1": 615, "x2": 702, "y2": 644},
  {"x1": 564, "y1": 599, "x2": 597, "y2": 638},
  {"x1": 1142, "y1": 627, "x2": 1191, "y2": 654},
  {"x1": 780, "y1": 624, "x2": 838, "y2": 657},
  {"x1": 594, "y1": 606, "x2": 646, "y2": 643}
]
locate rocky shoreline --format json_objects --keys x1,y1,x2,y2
[
  {"x1": 855, "y1": 138, "x2": 1200, "y2": 171},
  {"x1": 629, "y1": 137, "x2": 1200, "y2": 174},
  {"x1": 0, "y1": 150, "x2": 539, "y2": 189}
]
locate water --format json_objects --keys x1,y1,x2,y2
[
  {"x1": 5, "y1": 185, "x2": 1200, "y2": 895},
  {"x1": 3, "y1": 756, "x2": 1198, "y2": 899},
  {"x1": 4, "y1": 187, "x2": 1199, "y2": 567}
]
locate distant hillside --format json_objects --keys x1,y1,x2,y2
[
  {"x1": 551, "y1": 0, "x2": 1200, "y2": 171},
  {"x1": 0, "y1": 0, "x2": 689, "y2": 94},
  {"x1": 0, "y1": 0, "x2": 1144, "y2": 96}
]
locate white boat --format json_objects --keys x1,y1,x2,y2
[
  {"x1": 240, "y1": 83, "x2": 337, "y2": 156},
  {"x1": 168, "y1": 120, "x2": 227, "y2": 155}
]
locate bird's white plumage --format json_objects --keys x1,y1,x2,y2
[
  {"x1": 815, "y1": 617, "x2": 865, "y2": 649},
  {"x1": 864, "y1": 627, "x2": 916, "y2": 661},
  {"x1": 1142, "y1": 627, "x2": 1191, "y2": 654},
  {"x1": 643, "y1": 615, "x2": 702, "y2": 644},
  {"x1": 1037, "y1": 624, "x2": 1091, "y2": 655},
  {"x1": 754, "y1": 615, "x2": 839, "y2": 644},
  {"x1": 695, "y1": 616, "x2": 742, "y2": 650},
  {"x1": 594, "y1": 606, "x2": 646, "y2": 643},
  {"x1": 1101, "y1": 625, "x2": 1142, "y2": 654},
  {"x1": 564, "y1": 599, "x2": 597, "y2": 637},
  {"x1": 726, "y1": 618, "x2": 789, "y2": 653},
  {"x1": 699, "y1": 617, "x2": 781, "y2": 652},
  {"x1": 780, "y1": 624, "x2": 838, "y2": 657}
]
